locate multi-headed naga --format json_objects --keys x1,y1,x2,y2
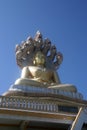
[{"x1": 15, "y1": 31, "x2": 63, "y2": 86}]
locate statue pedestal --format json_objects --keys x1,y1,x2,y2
[
  {"x1": 48, "y1": 84, "x2": 77, "y2": 92},
  {"x1": 3, "y1": 79, "x2": 83, "y2": 100}
]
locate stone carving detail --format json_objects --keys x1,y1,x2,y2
[{"x1": 15, "y1": 31, "x2": 63, "y2": 70}]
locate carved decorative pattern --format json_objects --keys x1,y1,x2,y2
[{"x1": 15, "y1": 31, "x2": 63, "y2": 69}]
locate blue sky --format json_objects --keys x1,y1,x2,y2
[{"x1": 0, "y1": 0, "x2": 87, "y2": 99}]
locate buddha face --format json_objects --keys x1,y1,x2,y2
[{"x1": 33, "y1": 51, "x2": 46, "y2": 66}]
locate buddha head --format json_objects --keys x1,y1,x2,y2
[{"x1": 33, "y1": 51, "x2": 46, "y2": 66}]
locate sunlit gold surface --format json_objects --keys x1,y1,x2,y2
[
  {"x1": 19, "y1": 51, "x2": 60, "y2": 85},
  {"x1": 33, "y1": 51, "x2": 46, "y2": 66},
  {"x1": 21, "y1": 66, "x2": 60, "y2": 85},
  {"x1": 15, "y1": 51, "x2": 77, "y2": 93}
]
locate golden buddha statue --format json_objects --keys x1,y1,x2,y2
[
  {"x1": 20, "y1": 51, "x2": 60, "y2": 85},
  {"x1": 15, "y1": 31, "x2": 77, "y2": 92},
  {"x1": 15, "y1": 31, "x2": 62, "y2": 87}
]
